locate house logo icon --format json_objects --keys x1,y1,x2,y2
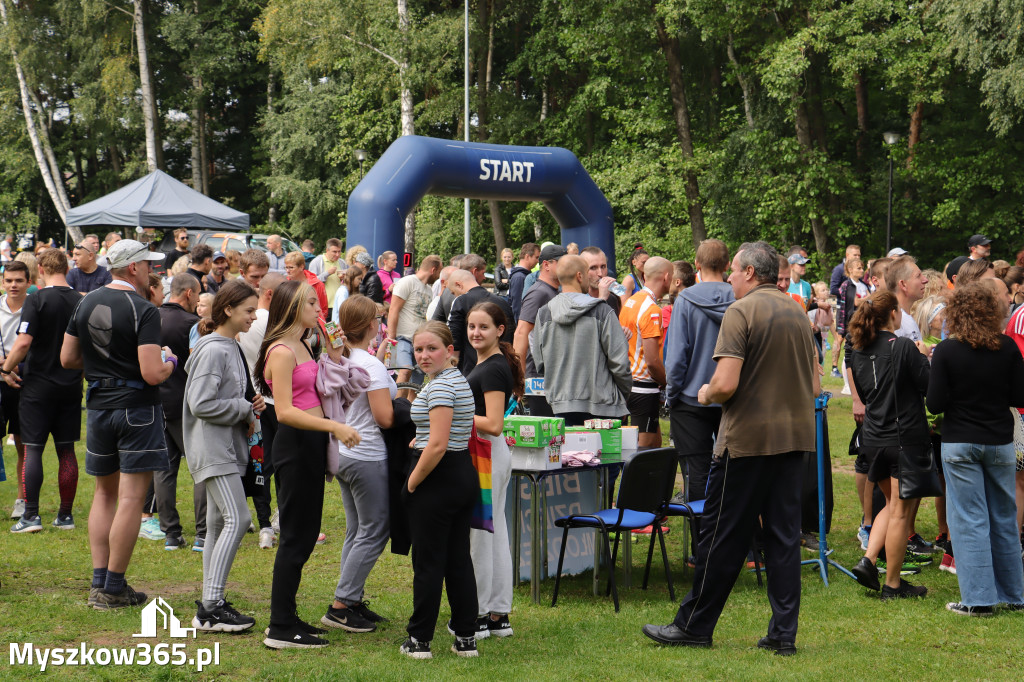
[{"x1": 132, "y1": 597, "x2": 196, "y2": 639}]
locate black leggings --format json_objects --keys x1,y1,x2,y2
[
  {"x1": 269, "y1": 423, "x2": 327, "y2": 628},
  {"x1": 406, "y1": 449, "x2": 478, "y2": 641}
]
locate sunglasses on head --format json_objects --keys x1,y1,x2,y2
[{"x1": 75, "y1": 243, "x2": 96, "y2": 253}]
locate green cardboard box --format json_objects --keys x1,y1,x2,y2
[{"x1": 504, "y1": 416, "x2": 565, "y2": 449}]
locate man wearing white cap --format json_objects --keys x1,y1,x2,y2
[
  {"x1": 786, "y1": 248, "x2": 811, "y2": 308},
  {"x1": 61, "y1": 239, "x2": 176, "y2": 610}
]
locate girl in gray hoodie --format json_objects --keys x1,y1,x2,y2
[{"x1": 184, "y1": 279, "x2": 262, "y2": 633}]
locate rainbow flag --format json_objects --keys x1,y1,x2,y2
[{"x1": 469, "y1": 426, "x2": 494, "y2": 533}]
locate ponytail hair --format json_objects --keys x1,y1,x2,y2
[
  {"x1": 468, "y1": 301, "x2": 525, "y2": 399},
  {"x1": 847, "y1": 290, "x2": 899, "y2": 350},
  {"x1": 336, "y1": 294, "x2": 378, "y2": 359},
  {"x1": 628, "y1": 243, "x2": 648, "y2": 289}
]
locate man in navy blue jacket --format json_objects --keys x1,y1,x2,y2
[{"x1": 664, "y1": 239, "x2": 733, "y2": 502}]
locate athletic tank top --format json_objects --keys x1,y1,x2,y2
[{"x1": 265, "y1": 343, "x2": 321, "y2": 409}]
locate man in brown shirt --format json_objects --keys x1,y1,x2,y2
[{"x1": 643, "y1": 241, "x2": 819, "y2": 655}]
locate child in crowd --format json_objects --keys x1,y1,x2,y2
[{"x1": 184, "y1": 280, "x2": 262, "y2": 632}]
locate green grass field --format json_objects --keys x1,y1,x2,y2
[{"x1": 1, "y1": 374, "x2": 1022, "y2": 680}]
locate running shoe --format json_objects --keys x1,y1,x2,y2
[
  {"x1": 880, "y1": 578, "x2": 927, "y2": 600},
  {"x1": 10, "y1": 515, "x2": 42, "y2": 533},
  {"x1": 93, "y1": 583, "x2": 147, "y2": 610},
  {"x1": 447, "y1": 618, "x2": 489, "y2": 639},
  {"x1": 400, "y1": 637, "x2": 432, "y2": 659},
  {"x1": 138, "y1": 517, "x2": 165, "y2": 541},
  {"x1": 192, "y1": 600, "x2": 255, "y2": 632},
  {"x1": 906, "y1": 533, "x2": 933, "y2": 557},
  {"x1": 87, "y1": 587, "x2": 101, "y2": 607},
  {"x1": 320, "y1": 605, "x2": 376, "y2": 633},
  {"x1": 52, "y1": 514, "x2": 75, "y2": 530},
  {"x1": 350, "y1": 601, "x2": 388, "y2": 623},
  {"x1": 876, "y1": 559, "x2": 922, "y2": 575},
  {"x1": 451, "y1": 635, "x2": 479, "y2": 658},
  {"x1": 487, "y1": 614, "x2": 513, "y2": 638},
  {"x1": 830, "y1": 367, "x2": 841, "y2": 378},
  {"x1": 851, "y1": 557, "x2": 880, "y2": 591},
  {"x1": 934, "y1": 532, "x2": 950, "y2": 554},
  {"x1": 164, "y1": 535, "x2": 185, "y2": 551},
  {"x1": 270, "y1": 508, "x2": 280, "y2": 533},
  {"x1": 633, "y1": 524, "x2": 670, "y2": 535},
  {"x1": 192, "y1": 537, "x2": 205, "y2": 552},
  {"x1": 316, "y1": 532, "x2": 326, "y2": 545},
  {"x1": 258, "y1": 528, "x2": 275, "y2": 549},
  {"x1": 946, "y1": 602, "x2": 993, "y2": 617},
  {"x1": 264, "y1": 625, "x2": 328, "y2": 649},
  {"x1": 10, "y1": 498, "x2": 24, "y2": 519},
  {"x1": 939, "y1": 553, "x2": 956, "y2": 574},
  {"x1": 857, "y1": 526, "x2": 870, "y2": 551},
  {"x1": 801, "y1": 532, "x2": 819, "y2": 552}
]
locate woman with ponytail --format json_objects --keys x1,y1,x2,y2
[
  {"x1": 619, "y1": 244, "x2": 649, "y2": 306},
  {"x1": 465, "y1": 301, "x2": 523, "y2": 639},
  {"x1": 846, "y1": 290, "x2": 931, "y2": 600},
  {"x1": 321, "y1": 295, "x2": 396, "y2": 633}
]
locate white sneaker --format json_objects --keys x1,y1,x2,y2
[
  {"x1": 258, "y1": 527, "x2": 275, "y2": 549},
  {"x1": 840, "y1": 385, "x2": 851, "y2": 396},
  {"x1": 270, "y1": 508, "x2": 280, "y2": 533},
  {"x1": 11, "y1": 498, "x2": 25, "y2": 519},
  {"x1": 138, "y1": 517, "x2": 166, "y2": 540}
]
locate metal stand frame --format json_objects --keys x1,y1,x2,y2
[{"x1": 801, "y1": 392, "x2": 857, "y2": 585}]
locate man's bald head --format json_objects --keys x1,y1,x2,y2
[
  {"x1": 259, "y1": 272, "x2": 286, "y2": 297},
  {"x1": 447, "y1": 268, "x2": 479, "y2": 295},
  {"x1": 556, "y1": 255, "x2": 588, "y2": 292},
  {"x1": 643, "y1": 256, "x2": 673, "y2": 297}
]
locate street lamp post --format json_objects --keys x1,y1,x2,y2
[
  {"x1": 354, "y1": 149, "x2": 368, "y2": 179},
  {"x1": 883, "y1": 131, "x2": 900, "y2": 254}
]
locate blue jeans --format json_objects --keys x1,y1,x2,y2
[{"x1": 941, "y1": 442, "x2": 1024, "y2": 606}]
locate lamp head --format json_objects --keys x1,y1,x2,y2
[
  {"x1": 883, "y1": 131, "x2": 901, "y2": 145},
  {"x1": 354, "y1": 149, "x2": 368, "y2": 163}
]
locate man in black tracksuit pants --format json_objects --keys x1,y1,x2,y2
[
  {"x1": 643, "y1": 242, "x2": 819, "y2": 655},
  {"x1": 155, "y1": 274, "x2": 205, "y2": 548}
]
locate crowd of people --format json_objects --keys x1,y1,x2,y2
[{"x1": 2, "y1": 228, "x2": 1023, "y2": 659}]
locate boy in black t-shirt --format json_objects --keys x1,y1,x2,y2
[{"x1": 4, "y1": 250, "x2": 84, "y2": 533}]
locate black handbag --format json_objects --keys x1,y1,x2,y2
[
  {"x1": 890, "y1": 338, "x2": 943, "y2": 500},
  {"x1": 236, "y1": 344, "x2": 265, "y2": 497}
]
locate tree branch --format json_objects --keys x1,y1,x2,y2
[{"x1": 339, "y1": 33, "x2": 400, "y2": 68}]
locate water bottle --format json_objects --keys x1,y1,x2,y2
[{"x1": 610, "y1": 282, "x2": 626, "y2": 297}]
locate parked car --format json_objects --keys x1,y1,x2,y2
[{"x1": 150, "y1": 229, "x2": 301, "y2": 272}]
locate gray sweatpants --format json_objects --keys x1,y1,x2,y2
[
  {"x1": 471, "y1": 433, "x2": 514, "y2": 615},
  {"x1": 334, "y1": 455, "x2": 390, "y2": 606},
  {"x1": 203, "y1": 474, "x2": 249, "y2": 604}
]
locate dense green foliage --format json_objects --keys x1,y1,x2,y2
[{"x1": 1, "y1": 0, "x2": 1023, "y2": 274}]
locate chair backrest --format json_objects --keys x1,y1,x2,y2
[{"x1": 614, "y1": 447, "x2": 678, "y2": 514}]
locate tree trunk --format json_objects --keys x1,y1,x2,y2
[
  {"x1": 906, "y1": 102, "x2": 923, "y2": 168},
  {"x1": 134, "y1": 0, "x2": 161, "y2": 173},
  {"x1": 855, "y1": 72, "x2": 868, "y2": 161},
  {"x1": 397, "y1": 0, "x2": 416, "y2": 261},
  {"x1": 727, "y1": 34, "x2": 754, "y2": 129},
  {"x1": 267, "y1": 70, "x2": 278, "y2": 226},
  {"x1": 653, "y1": 12, "x2": 707, "y2": 249},
  {"x1": 0, "y1": 0, "x2": 77, "y2": 238},
  {"x1": 108, "y1": 144, "x2": 122, "y2": 176},
  {"x1": 191, "y1": 83, "x2": 203, "y2": 192},
  {"x1": 794, "y1": 98, "x2": 828, "y2": 253}
]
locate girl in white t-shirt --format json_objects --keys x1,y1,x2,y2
[{"x1": 321, "y1": 294, "x2": 397, "y2": 633}]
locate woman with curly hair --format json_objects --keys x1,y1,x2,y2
[
  {"x1": 847, "y1": 291, "x2": 931, "y2": 599},
  {"x1": 927, "y1": 281, "x2": 1024, "y2": 616}
]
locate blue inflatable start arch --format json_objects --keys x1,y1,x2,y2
[{"x1": 346, "y1": 135, "x2": 615, "y2": 267}]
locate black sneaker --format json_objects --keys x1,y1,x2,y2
[
  {"x1": 800, "y1": 532, "x2": 819, "y2": 553},
  {"x1": 192, "y1": 600, "x2": 255, "y2": 632},
  {"x1": 757, "y1": 636, "x2": 796, "y2": 656},
  {"x1": 452, "y1": 635, "x2": 479, "y2": 658},
  {"x1": 946, "y1": 602, "x2": 994, "y2": 617},
  {"x1": 851, "y1": 556, "x2": 880, "y2": 591},
  {"x1": 164, "y1": 535, "x2": 185, "y2": 551},
  {"x1": 93, "y1": 583, "x2": 148, "y2": 610},
  {"x1": 264, "y1": 625, "x2": 328, "y2": 649},
  {"x1": 400, "y1": 637, "x2": 432, "y2": 659},
  {"x1": 881, "y1": 578, "x2": 927, "y2": 601},
  {"x1": 350, "y1": 600, "x2": 388, "y2": 623},
  {"x1": 447, "y1": 618, "x2": 489, "y2": 639},
  {"x1": 320, "y1": 605, "x2": 376, "y2": 632},
  {"x1": 487, "y1": 614, "x2": 513, "y2": 638},
  {"x1": 905, "y1": 533, "x2": 933, "y2": 557},
  {"x1": 1004, "y1": 603, "x2": 1024, "y2": 612}
]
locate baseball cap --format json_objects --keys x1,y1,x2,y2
[
  {"x1": 945, "y1": 255, "x2": 969, "y2": 281},
  {"x1": 539, "y1": 244, "x2": 567, "y2": 262},
  {"x1": 105, "y1": 239, "x2": 165, "y2": 269},
  {"x1": 886, "y1": 247, "x2": 908, "y2": 257},
  {"x1": 787, "y1": 254, "x2": 809, "y2": 265},
  {"x1": 968, "y1": 234, "x2": 992, "y2": 247},
  {"x1": 212, "y1": 250, "x2": 228, "y2": 262}
]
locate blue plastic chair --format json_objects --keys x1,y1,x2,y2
[
  {"x1": 664, "y1": 498, "x2": 763, "y2": 586},
  {"x1": 551, "y1": 448, "x2": 678, "y2": 612}
]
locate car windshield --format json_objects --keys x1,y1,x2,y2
[{"x1": 250, "y1": 236, "x2": 300, "y2": 253}]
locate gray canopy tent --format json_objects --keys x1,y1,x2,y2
[{"x1": 66, "y1": 169, "x2": 250, "y2": 231}]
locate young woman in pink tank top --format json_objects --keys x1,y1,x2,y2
[{"x1": 254, "y1": 280, "x2": 360, "y2": 649}]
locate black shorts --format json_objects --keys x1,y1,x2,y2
[
  {"x1": 19, "y1": 382, "x2": 82, "y2": 446},
  {"x1": 861, "y1": 444, "x2": 931, "y2": 484},
  {"x1": 0, "y1": 383, "x2": 21, "y2": 437},
  {"x1": 854, "y1": 450, "x2": 869, "y2": 475},
  {"x1": 627, "y1": 391, "x2": 661, "y2": 433},
  {"x1": 85, "y1": 405, "x2": 169, "y2": 477}
]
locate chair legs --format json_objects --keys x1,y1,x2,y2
[
  {"x1": 552, "y1": 524, "x2": 619, "y2": 612},
  {"x1": 641, "y1": 524, "x2": 676, "y2": 602},
  {"x1": 551, "y1": 525, "x2": 570, "y2": 607}
]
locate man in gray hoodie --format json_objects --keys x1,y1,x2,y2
[
  {"x1": 532, "y1": 255, "x2": 631, "y2": 425},
  {"x1": 665, "y1": 239, "x2": 734, "y2": 502}
]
